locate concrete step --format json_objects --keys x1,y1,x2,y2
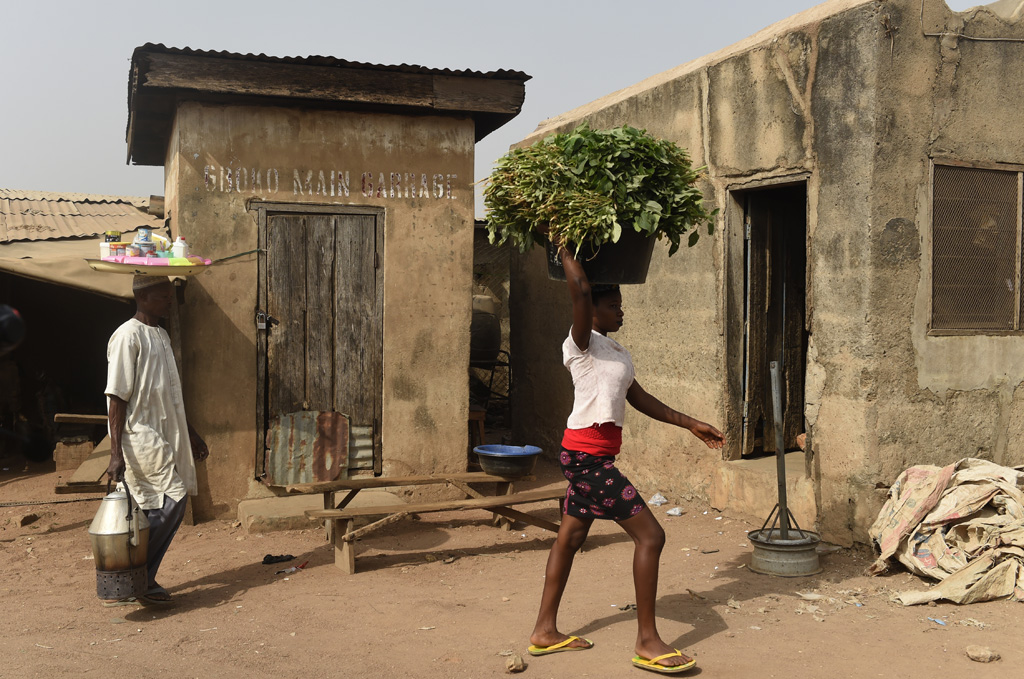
[
  {"x1": 237, "y1": 490, "x2": 404, "y2": 534},
  {"x1": 710, "y1": 452, "x2": 817, "y2": 529}
]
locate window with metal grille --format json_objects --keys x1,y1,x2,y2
[{"x1": 931, "y1": 164, "x2": 1024, "y2": 332}]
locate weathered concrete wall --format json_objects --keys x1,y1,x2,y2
[
  {"x1": 803, "y1": 3, "x2": 882, "y2": 544},
  {"x1": 511, "y1": 0, "x2": 1024, "y2": 546},
  {"x1": 853, "y1": 0, "x2": 1024, "y2": 540},
  {"x1": 165, "y1": 102, "x2": 475, "y2": 519}
]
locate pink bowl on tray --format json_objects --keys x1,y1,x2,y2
[{"x1": 101, "y1": 256, "x2": 212, "y2": 266}]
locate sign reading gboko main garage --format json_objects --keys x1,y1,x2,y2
[{"x1": 202, "y1": 163, "x2": 460, "y2": 200}]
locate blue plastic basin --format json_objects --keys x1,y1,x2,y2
[{"x1": 473, "y1": 445, "x2": 542, "y2": 476}]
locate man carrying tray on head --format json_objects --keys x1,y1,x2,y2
[{"x1": 103, "y1": 275, "x2": 209, "y2": 607}]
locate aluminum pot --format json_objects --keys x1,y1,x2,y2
[{"x1": 88, "y1": 484, "x2": 150, "y2": 572}]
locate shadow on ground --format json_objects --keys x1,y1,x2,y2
[{"x1": 574, "y1": 550, "x2": 850, "y2": 653}]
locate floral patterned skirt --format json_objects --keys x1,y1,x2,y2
[{"x1": 559, "y1": 449, "x2": 647, "y2": 521}]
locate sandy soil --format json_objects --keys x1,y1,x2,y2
[{"x1": 0, "y1": 456, "x2": 1019, "y2": 679}]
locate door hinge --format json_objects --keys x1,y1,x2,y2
[
  {"x1": 745, "y1": 219, "x2": 752, "y2": 241},
  {"x1": 374, "y1": 252, "x2": 380, "y2": 269}
]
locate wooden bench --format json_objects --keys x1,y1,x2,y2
[{"x1": 289, "y1": 472, "x2": 565, "y2": 574}]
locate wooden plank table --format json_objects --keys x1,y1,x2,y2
[{"x1": 287, "y1": 472, "x2": 565, "y2": 574}]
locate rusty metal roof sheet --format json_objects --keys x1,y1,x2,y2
[
  {"x1": 0, "y1": 189, "x2": 162, "y2": 243},
  {"x1": 128, "y1": 45, "x2": 531, "y2": 164},
  {"x1": 135, "y1": 43, "x2": 531, "y2": 80}
]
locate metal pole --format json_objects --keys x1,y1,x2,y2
[{"x1": 769, "y1": 361, "x2": 789, "y2": 539}]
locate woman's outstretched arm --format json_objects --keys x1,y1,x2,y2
[
  {"x1": 560, "y1": 247, "x2": 593, "y2": 351},
  {"x1": 626, "y1": 379, "x2": 726, "y2": 449}
]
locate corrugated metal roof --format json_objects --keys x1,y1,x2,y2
[
  {"x1": 0, "y1": 189, "x2": 162, "y2": 243},
  {"x1": 135, "y1": 43, "x2": 531, "y2": 81},
  {"x1": 0, "y1": 189, "x2": 150, "y2": 207}
]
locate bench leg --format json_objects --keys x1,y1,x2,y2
[
  {"x1": 334, "y1": 518, "x2": 356, "y2": 574},
  {"x1": 324, "y1": 492, "x2": 335, "y2": 542},
  {"x1": 492, "y1": 481, "x2": 513, "y2": 530},
  {"x1": 325, "y1": 490, "x2": 360, "y2": 543}
]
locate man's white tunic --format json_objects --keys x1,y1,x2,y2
[{"x1": 105, "y1": 318, "x2": 196, "y2": 510}]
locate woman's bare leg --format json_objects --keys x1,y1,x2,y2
[
  {"x1": 617, "y1": 508, "x2": 691, "y2": 668},
  {"x1": 530, "y1": 514, "x2": 594, "y2": 649}
]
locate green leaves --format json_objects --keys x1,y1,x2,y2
[{"x1": 482, "y1": 123, "x2": 716, "y2": 257}]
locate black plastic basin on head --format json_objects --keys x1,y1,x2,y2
[{"x1": 546, "y1": 227, "x2": 657, "y2": 284}]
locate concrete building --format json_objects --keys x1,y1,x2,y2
[
  {"x1": 507, "y1": 0, "x2": 1024, "y2": 545},
  {"x1": 126, "y1": 45, "x2": 528, "y2": 519}
]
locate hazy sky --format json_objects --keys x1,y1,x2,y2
[{"x1": 0, "y1": 0, "x2": 980, "y2": 209}]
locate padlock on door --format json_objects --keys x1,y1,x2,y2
[{"x1": 255, "y1": 311, "x2": 279, "y2": 331}]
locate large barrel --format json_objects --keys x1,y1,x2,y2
[{"x1": 470, "y1": 295, "x2": 501, "y2": 364}]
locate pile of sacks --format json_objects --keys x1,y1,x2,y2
[{"x1": 869, "y1": 458, "x2": 1024, "y2": 605}]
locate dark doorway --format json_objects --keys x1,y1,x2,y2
[
  {"x1": 255, "y1": 206, "x2": 384, "y2": 485},
  {"x1": 0, "y1": 273, "x2": 129, "y2": 463},
  {"x1": 733, "y1": 184, "x2": 808, "y2": 458}
]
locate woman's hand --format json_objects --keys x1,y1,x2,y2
[
  {"x1": 627, "y1": 381, "x2": 726, "y2": 450},
  {"x1": 689, "y1": 420, "x2": 725, "y2": 449}
]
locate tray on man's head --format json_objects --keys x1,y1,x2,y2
[{"x1": 86, "y1": 259, "x2": 210, "y2": 276}]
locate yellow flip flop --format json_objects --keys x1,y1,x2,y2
[
  {"x1": 527, "y1": 635, "x2": 594, "y2": 656},
  {"x1": 631, "y1": 650, "x2": 696, "y2": 673}
]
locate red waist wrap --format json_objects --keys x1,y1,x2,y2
[{"x1": 561, "y1": 422, "x2": 622, "y2": 457}]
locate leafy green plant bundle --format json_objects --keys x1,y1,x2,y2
[{"x1": 483, "y1": 123, "x2": 716, "y2": 256}]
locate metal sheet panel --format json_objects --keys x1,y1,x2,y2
[
  {"x1": 0, "y1": 190, "x2": 160, "y2": 243},
  {"x1": 931, "y1": 165, "x2": 1020, "y2": 331},
  {"x1": 264, "y1": 411, "x2": 349, "y2": 486},
  {"x1": 0, "y1": 189, "x2": 149, "y2": 206},
  {"x1": 135, "y1": 43, "x2": 530, "y2": 81},
  {"x1": 348, "y1": 425, "x2": 374, "y2": 470}
]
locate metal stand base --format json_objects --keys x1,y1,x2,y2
[
  {"x1": 747, "y1": 361, "x2": 823, "y2": 578},
  {"x1": 96, "y1": 565, "x2": 148, "y2": 600},
  {"x1": 748, "y1": 527, "x2": 822, "y2": 577}
]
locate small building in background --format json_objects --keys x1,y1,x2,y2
[
  {"x1": 126, "y1": 45, "x2": 529, "y2": 518},
  {"x1": 0, "y1": 189, "x2": 163, "y2": 462}
]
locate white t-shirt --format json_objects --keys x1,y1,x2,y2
[
  {"x1": 105, "y1": 318, "x2": 196, "y2": 510},
  {"x1": 563, "y1": 329, "x2": 636, "y2": 429}
]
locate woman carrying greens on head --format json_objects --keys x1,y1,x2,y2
[{"x1": 528, "y1": 247, "x2": 725, "y2": 675}]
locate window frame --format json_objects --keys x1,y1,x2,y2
[{"x1": 927, "y1": 157, "x2": 1024, "y2": 337}]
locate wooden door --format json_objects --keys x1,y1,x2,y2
[
  {"x1": 741, "y1": 186, "x2": 806, "y2": 456},
  {"x1": 742, "y1": 199, "x2": 771, "y2": 455},
  {"x1": 260, "y1": 211, "x2": 383, "y2": 485}
]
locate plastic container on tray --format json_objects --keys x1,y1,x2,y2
[{"x1": 472, "y1": 444, "x2": 542, "y2": 477}]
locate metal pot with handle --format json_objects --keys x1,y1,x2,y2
[{"x1": 88, "y1": 482, "x2": 150, "y2": 599}]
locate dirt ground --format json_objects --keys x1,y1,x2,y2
[{"x1": 0, "y1": 456, "x2": 1019, "y2": 679}]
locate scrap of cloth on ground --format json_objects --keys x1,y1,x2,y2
[{"x1": 868, "y1": 457, "x2": 1024, "y2": 605}]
